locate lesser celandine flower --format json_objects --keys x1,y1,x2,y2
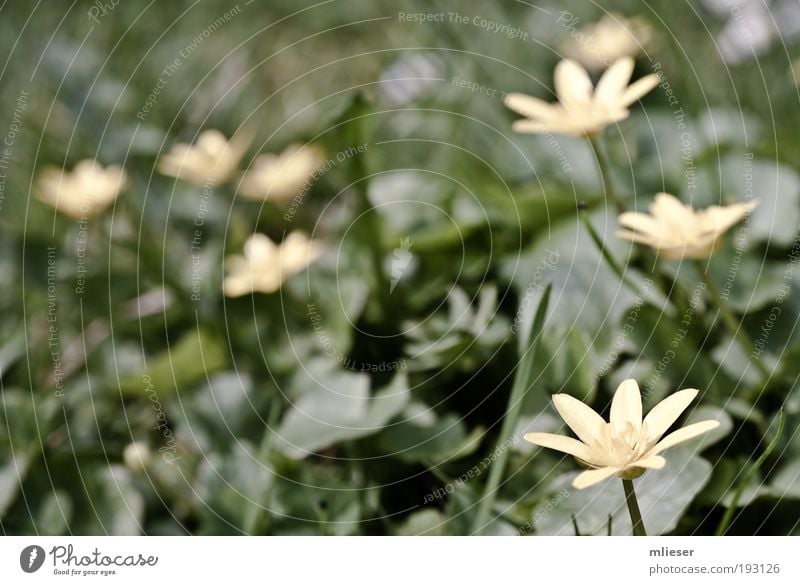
[
  {"x1": 616, "y1": 192, "x2": 759, "y2": 260},
  {"x1": 525, "y1": 379, "x2": 719, "y2": 489},
  {"x1": 37, "y1": 160, "x2": 128, "y2": 219},
  {"x1": 223, "y1": 231, "x2": 324, "y2": 297},
  {"x1": 563, "y1": 13, "x2": 652, "y2": 71},
  {"x1": 158, "y1": 129, "x2": 250, "y2": 186},
  {"x1": 504, "y1": 57, "x2": 659, "y2": 137},
  {"x1": 123, "y1": 442, "x2": 151, "y2": 473},
  {"x1": 239, "y1": 144, "x2": 325, "y2": 203}
]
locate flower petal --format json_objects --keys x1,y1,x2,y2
[
  {"x1": 644, "y1": 420, "x2": 720, "y2": 457},
  {"x1": 197, "y1": 129, "x2": 229, "y2": 157},
  {"x1": 618, "y1": 211, "x2": 664, "y2": 238},
  {"x1": 610, "y1": 379, "x2": 643, "y2": 436},
  {"x1": 244, "y1": 233, "x2": 277, "y2": 265},
  {"x1": 650, "y1": 192, "x2": 693, "y2": 222},
  {"x1": 524, "y1": 432, "x2": 596, "y2": 462},
  {"x1": 641, "y1": 388, "x2": 698, "y2": 446},
  {"x1": 698, "y1": 200, "x2": 759, "y2": 237},
  {"x1": 572, "y1": 466, "x2": 619, "y2": 489},
  {"x1": 281, "y1": 231, "x2": 324, "y2": 273},
  {"x1": 594, "y1": 57, "x2": 634, "y2": 106},
  {"x1": 630, "y1": 455, "x2": 666, "y2": 470},
  {"x1": 554, "y1": 59, "x2": 593, "y2": 109},
  {"x1": 552, "y1": 393, "x2": 607, "y2": 449},
  {"x1": 503, "y1": 93, "x2": 557, "y2": 121},
  {"x1": 620, "y1": 73, "x2": 660, "y2": 107}
]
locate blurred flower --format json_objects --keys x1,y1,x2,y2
[
  {"x1": 525, "y1": 379, "x2": 719, "y2": 489},
  {"x1": 223, "y1": 231, "x2": 324, "y2": 296},
  {"x1": 504, "y1": 57, "x2": 659, "y2": 137},
  {"x1": 702, "y1": 0, "x2": 800, "y2": 65},
  {"x1": 37, "y1": 160, "x2": 128, "y2": 219},
  {"x1": 123, "y1": 442, "x2": 151, "y2": 473},
  {"x1": 158, "y1": 129, "x2": 250, "y2": 186},
  {"x1": 238, "y1": 144, "x2": 324, "y2": 203},
  {"x1": 616, "y1": 192, "x2": 758, "y2": 260},
  {"x1": 563, "y1": 13, "x2": 652, "y2": 70}
]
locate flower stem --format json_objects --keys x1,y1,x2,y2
[
  {"x1": 622, "y1": 479, "x2": 647, "y2": 536},
  {"x1": 588, "y1": 135, "x2": 625, "y2": 214},
  {"x1": 695, "y1": 261, "x2": 770, "y2": 381},
  {"x1": 578, "y1": 209, "x2": 642, "y2": 297}
]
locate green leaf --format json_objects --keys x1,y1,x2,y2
[
  {"x1": 404, "y1": 286, "x2": 509, "y2": 373},
  {"x1": 291, "y1": 261, "x2": 370, "y2": 357},
  {"x1": 275, "y1": 366, "x2": 410, "y2": 459},
  {"x1": 86, "y1": 466, "x2": 144, "y2": 535},
  {"x1": 270, "y1": 463, "x2": 366, "y2": 536},
  {"x1": 721, "y1": 157, "x2": 800, "y2": 246},
  {"x1": 0, "y1": 388, "x2": 59, "y2": 519},
  {"x1": 119, "y1": 328, "x2": 227, "y2": 397},
  {"x1": 707, "y1": 250, "x2": 788, "y2": 314},
  {"x1": 767, "y1": 458, "x2": 800, "y2": 499},
  {"x1": 195, "y1": 440, "x2": 274, "y2": 534},
  {"x1": 396, "y1": 509, "x2": 447, "y2": 535},
  {"x1": 0, "y1": 454, "x2": 29, "y2": 519},
  {"x1": 684, "y1": 405, "x2": 733, "y2": 450},
  {"x1": 534, "y1": 454, "x2": 712, "y2": 535},
  {"x1": 626, "y1": 304, "x2": 726, "y2": 397},
  {"x1": 37, "y1": 489, "x2": 72, "y2": 535},
  {"x1": 716, "y1": 410, "x2": 785, "y2": 535},
  {"x1": 504, "y1": 208, "x2": 644, "y2": 361},
  {"x1": 544, "y1": 328, "x2": 598, "y2": 401},
  {"x1": 379, "y1": 413, "x2": 481, "y2": 464}
]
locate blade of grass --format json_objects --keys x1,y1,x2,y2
[
  {"x1": 715, "y1": 409, "x2": 785, "y2": 535},
  {"x1": 571, "y1": 514, "x2": 582, "y2": 536},
  {"x1": 471, "y1": 284, "x2": 551, "y2": 534},
  {"x1": 242, "y1": 397, "x2": 283, "y2": 534}
]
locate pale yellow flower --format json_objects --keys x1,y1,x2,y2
[
  {"x1": 223, "y1": 231, "x2": 324, "y2": 297},
  {"x1": 504, "y1": 57, "x2": 659, "y2": 137},
  {"x1": 239, "y1": 144, "x2": 325, "y2": 203},
  {"x1": 122, "y1": 442, "x2": 151, "y2": 473},
  {"x1": 37, "y1": 160, "x2": 127, "y2": 219},
  {"x1": 616, "y1": 193, "x2": 759, "y2": 260},
  {"x1": 525, "y1": 379, "x2": 719, "y2": 489},
  {"x1": 563, "y1": 13, "x2": 652, "y2": 70},
  {"x1": 158, "y1": 129, "x2": 250, "y2": 186}
]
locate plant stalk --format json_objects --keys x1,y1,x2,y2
[
  {"x1": 578, "y1": 209, "x2": 642, "y2": 297},
  {"x1": 622, "y1": 479, "x2": 647, "y2": 536},
  {"x1": 588, "y1": 135, "x2": 625, "y2": 214}
]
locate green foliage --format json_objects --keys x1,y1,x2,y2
[{"x1": 0, "y1": 0, "x2": 797, "y2": 536}]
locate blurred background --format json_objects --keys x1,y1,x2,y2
[{"x1": 1, "y1": 0, "x2": 800, "y2": 535}]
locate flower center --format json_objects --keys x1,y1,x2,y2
[{"x1": 603, "y1": 422, "x2": 648, "y2": 467}]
